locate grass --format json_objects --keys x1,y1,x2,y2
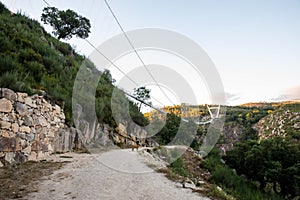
[
  {"x1": 283, "y1": 103, "x2": 300, "y2": 113},
  {"x1": 170, "y1": 157, "x2": 188, "y2": 177},
  {"x1": 0, "y1": 161, "x2": 64, "y2": 200},
  {"x1": 209, "y1": 185, "x2": 235, "y2": 200}
]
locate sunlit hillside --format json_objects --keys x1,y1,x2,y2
[{"x1": 144, "y1": 104, "x2": 210, "y2": 121}]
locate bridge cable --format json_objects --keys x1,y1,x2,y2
[
  {"x1": 103, "y1": 0, "x2": 177, "y2": 107},
  {"x1": 40, "y1": 0, "x2": 218, "y2": 123},
  {"x1": 41, "y1": 0, "x2": 167, "y2": 110}
]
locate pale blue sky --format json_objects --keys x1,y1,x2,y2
[{"x1": 2, "y1": 0, "x2": 300, "y2": 105}]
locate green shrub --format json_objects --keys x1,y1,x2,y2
[
  {"x1": 0, "y1": 71, "x2": 32, "y2": 93},
  {"x1": 24, "y1": 61, "x2": 45, "y2": 82},
  {"x1": 0, "y1": 54, "x2": 21, "y2": 73},
  {"x1": 0, "y1": 35, "x2": 14, "y2": 52},
  {"x1": 209, "y1": 185, "x2": 232, "y2": 200},
  {"x1": 19, "y1": 48, "x2": 42, "y2": 63},
  {"x1": 57, "y1": 42, "x2": 72, "y2": 55},
  {"x1": 0, "y1": 2, "x2": 8, "y2": 14},
  {"x1": 202, "y1": 148, "x2": 284, "y2": 200},
  {"x1": 170, "y1": 157, "x2": 187, "y2": 177}
]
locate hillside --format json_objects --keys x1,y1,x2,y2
[
  {"x1": 145, "y1": 103, "x2": 300, "y2": 199},
  {"x1": 0, "y1": 3, "x2": 82, "y2": 125},
  {"x1": 144, "y1": 104, "x2": 210, "y2": 121},
  {"x1": 144, "y1": 104, "x2": 272, "y2": 149},
  {"x1": 240, "y1": 99, "x2": 300, "y2": 108},
  {"x1": 254, "y1": 103, "x2": 300, "y2": 141},
  {"x1": 0, "y1": 2, "x2": 147, "y2": 129},
  {"x1": 1, "y1": 2, "x2": 299, "y2": 199},
  {"x1": 144, "y1": 102, "x2": 300, "y2": 152}
]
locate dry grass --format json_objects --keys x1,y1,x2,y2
[{"x1": 0, "y1": 161, "x2": 65, "y2": 199}]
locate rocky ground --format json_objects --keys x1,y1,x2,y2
[{"x1": 19, "y1": 149, "x2": 210, "y2": 200}]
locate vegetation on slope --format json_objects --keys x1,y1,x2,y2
[
  {"x1": 146, "y1": 104, "x2": 299, "y2": 199},
  {"x1": 0, "y1": 2, "x2": 147, "y2": 128},
  {"x1": 225, "y1": 137, "x2": 300, "y2": 198},
  {"x1": 202, "y1": 148, "x2": 283, "y2": 200},
  {"x1": 254, "y1": 103, "x2": 300, "y2": 140}
]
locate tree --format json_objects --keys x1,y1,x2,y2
[
  {"x1": 133, "y1": 86, "x2": 151, "y2": 111},
  {"x1": 41, "y1": 7, "x2": 91, "y2": 40},
  {"x1": 225, "y1": 137, "x2": 300, "y2": 198}
]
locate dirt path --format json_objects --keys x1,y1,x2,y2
[{"x1": 25, "y1": 149, "x2": 210, "y2": 200}]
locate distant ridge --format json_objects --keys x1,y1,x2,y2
[{"x1": 240, "y1": 99, "x2": 300, "y2": 108}]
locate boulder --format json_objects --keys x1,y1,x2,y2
[
  {"x1": 4, "y1": 152, "x2": 16, "y2": 164},
  {"x1": 21, "y1": 146, "x2": 31, "y2": 155},
  {"x1": 14, "y1": 152, "x2": 26, "y2": 163},
  {"x1": 0, "y1": 98, "x2": 13, "y2": 113},
  {"x1": 20, "y1": 138, "x2": 28, "y2": 148},
  {"x1": 27, "y1": 133, "x2": 35, "y2": 142},
  {"x1": 33, "y1": 109, "x2": 41, "y2": 116},
  {"x1": 47, "y1": 130, "x2": 55, "y2": 138},
  {"x1": 30, "y1": 127, "x2": 36, "y2": 134},
  {"x1": 11, "y1": 123, "x2": 19, "y2": 133},
  {"x1": 15, "y1": 102, "x2": 29, "y2": 116},
  {"x1": 182, "y1": 179, "x2": 196, "y2": 189},
  {"x1": 17, "y1": 92, "x2": 28, "y2": 103},
  {"x1": 38, "y1": 116, "x2": 48, "y2": 127},
  {"x1": 16, "y1": 132, "x2": 26, "y2": 140},
  {"x1": 31, "y1": 141, "x2": 41, "y2": 151},
  {"x1": 23, "y1": 116, "x2": 34, "y2": 126},
  {"x1": 116, "y1": 123, "x2": 128, "y2": 137},
  {"x1": 53, "y1": 116, "x2": 61, "y2": 123},
  {"x1": 18, "y1": 119, "x2": 24, "y2": 126},
  {"x1": 1, "y1": 88, "x2": 17, "y2": 101},
  {"x1": 42, "y1": 99, "x2": 52, "y2": 109},
  {"x1": 1, "y1": 115, "x2": 9, "y2": 121},
  {"x1": 20, "y1": 126, "x2": 31, "y2": 133},
  {"x1": 53, "y1": 105, "x2": 61, "y2": 115},
  {"x1": 24, "y1": 97, "x2": 36, "y2": 108},
  {"x1": 0, "y1": 121, "x2": 11, "y2": 129},
  {"x1": 0, "y1": 137, "x2": 21, "y2": 152},
  {"x1": 1, "y1": 130, "x2": 10, "y2": 138},
  {"x1": 28, "y1": 151, "x2": 37, "y2": 161}
]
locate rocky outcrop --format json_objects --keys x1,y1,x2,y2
[
  {"x1": 73, "y1": 103, "x2": 150, "y2": 152},
  {"x1": 254, "y1": 105, "x2": 300, "y2": 140},
  {"x1": 217, "y1": 123, "x2": 244, "y2": 154},
  {"x1": 113, "y1": 121, "x2": 148, "y2": 146},
  {"x1": 0, "y1": 88, "x2": 78, "y2": 165}
]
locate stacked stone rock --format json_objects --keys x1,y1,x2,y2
[
  {"x1": 0, "y1": 88, "x2": 154, "y2": 166},
  {"x1": 0, "y1": 88, "x2": 76, "y2": 166}
]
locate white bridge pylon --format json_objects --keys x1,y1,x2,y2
[{"x1": 207, "y1": 105, "x2": 221, "y2": 119}]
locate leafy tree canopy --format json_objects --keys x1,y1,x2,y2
[
  {"x1": 133, "y1": 86, "x2": 151, "y2": 111},
  {"x1": 41, "y1": 7, "x2": 91, "y2": 40}
]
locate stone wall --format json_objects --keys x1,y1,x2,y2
[
  {"x1": 0, "y1": 88, "x2": 154, "y2": 166},
  {"x1": 0, "y1": 88, "x2": 77, "y2": 165}
]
